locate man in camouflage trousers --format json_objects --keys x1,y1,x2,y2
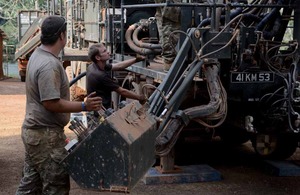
[
  {"x1": 15, "y1": 15, "x2": 102, "y2": 195},
  {"x1": 155, "y1": 0, "x2": 181, "y2": 71}
]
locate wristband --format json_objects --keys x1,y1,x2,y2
[{"x1": 81, "y1": 102, "x2": 87, "y2": 111}]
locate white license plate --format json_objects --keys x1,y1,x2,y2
[{"x1": 231, "y1": 72, "x2": 274, "y2": 83}]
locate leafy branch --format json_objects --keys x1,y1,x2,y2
[{"x1": 0, "y1": 0, "x2": 45, "y2": 43}]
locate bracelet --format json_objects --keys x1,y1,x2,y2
[{"x1": 81, "y1": 102, "x2": 87, "y2": 111}]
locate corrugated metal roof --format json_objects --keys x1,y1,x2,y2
[{"x1": 0, "y1": 28, "x2": 8, "y2": 39}]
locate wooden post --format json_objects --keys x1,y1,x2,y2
[{"x1": 0, "y1": 33, "x2": 4, "y2": 79}]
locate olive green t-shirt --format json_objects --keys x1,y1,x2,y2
[{"x1": 22, "y1": 47, "x2": 70, "y2": 129}]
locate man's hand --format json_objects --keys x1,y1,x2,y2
[
  {"x1": 135, "y1": 55, "x2": 145, "y2": 62},
  {"x1": 138, "y1": 94, "x2": 147, "y2": 105},
  {"x1": 84, "y1": 92, "x2": 102, "y2": 111}
]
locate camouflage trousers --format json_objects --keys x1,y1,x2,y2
[
  {"x1": 155, "y1": 0, "x2": 181, "y2": 64},
  {"x1": 16, "y1": 127, "x2": 70, "y2": 195}
]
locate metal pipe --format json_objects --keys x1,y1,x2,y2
[
  {"x1": 121, "y1": 0, "x2": 124, "y2": 59},
  {"x1": 215, "y1": 0, "x2": 223, "y2": 31},
  {"x1": 121, "y1": 2, "x2": 294, "y2": 9},
  {"x1": 156, "y1": 60, "x2": 204, "y2": 134},
  {"x1": 211, "y1": 0, "x2": 216, "y2": 31},
  {"x1": 164, "y1": 60, "x2": 203, "y2": 112},
  {"x1": 149, "y1": 29, "x2": 196, "y2": 115},
  {"x1": 112, "y1": 0, "x2": 116, "y2": 55},
  {"x1": 68, "y1": 125, "x2": 80, "y2": 137}
]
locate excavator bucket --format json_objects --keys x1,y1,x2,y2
[{"x1": 62, "y1": 101, "x2": 157, "y2": 192}]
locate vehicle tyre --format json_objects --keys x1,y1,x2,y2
[{"x1": 251, "y1": 133, "x2": 298, "y2": 160}]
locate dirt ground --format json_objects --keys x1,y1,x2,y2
[{"x1": 1, "y1": 77, "x2": 300, "y2": 195}]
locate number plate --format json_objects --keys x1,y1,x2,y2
[{"x1": 231, "y1": 72, "x2": 274, "y2": 83}]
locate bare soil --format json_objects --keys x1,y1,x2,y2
[
  {"x1": 0, "y1": 78, "x2": 112, "y2": 195},
  {"x1": 1, "y1": 77, "x2": 300, "y2": 195},
  {"x1": 0, "y1": 78, "x2": 25, "y2": 194}
]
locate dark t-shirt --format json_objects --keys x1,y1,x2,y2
[{"x1": 86, "y1": 63, "x2": 119, "y2": 108}]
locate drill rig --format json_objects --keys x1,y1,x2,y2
[
  {"x1": 62, "y1": 0, "x2": 300, "y2": 190},
  {"x1": 60, "y1": 0, "x2": 300, "y2": 192},
  {"x1": 120, "y1": 0, "x2": 300, "y2": 164}
]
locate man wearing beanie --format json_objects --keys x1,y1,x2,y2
[{"x1": 15, "y1": 15, "x2": 102, "y2": 195}]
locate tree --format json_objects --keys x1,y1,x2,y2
[
  {"x1": 0, "y1": 0, "x2": 46, "y2": 79},
  {"x1": 0, "y1": 0, "x2": 46, "y2": 44}
]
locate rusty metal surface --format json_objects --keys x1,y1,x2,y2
[{"x1": 62, "y1": 101, "x2": 157, "y2": 191}]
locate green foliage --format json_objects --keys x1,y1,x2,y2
[{"x1": 0, "y1": 0, "x2": 46, "y2": 44}]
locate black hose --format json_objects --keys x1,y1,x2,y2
[
  {"x1": 69, "y1": 71, "x2": 86, "y2": 87},
  {"x1": 256, "y1": 0, "x2": 283, "y2": 31},
  {"x1": 198, "y1": 7, "x2": 243, "y2": 28},
  {"x1": 242, "y1": 13, "x2": 262, "y2": 24},
  {"x1": 262, "y1": 15, "x2": 282, "y2": 40}
]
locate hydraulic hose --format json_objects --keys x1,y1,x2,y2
[
  {"x1": 156, "y1": 64, "x2": 226, "y2": 152},
  {"x1": 256, "y1": 0, "x2": 283, "y2": 31},
  {"x1": 132, "y1": 24, "x2": 162, "y2": 50},
  {"x1": 262, "y1": 15, "x2": 282, "y2": 40},
  {"x1": 183, "y1": 64, "x2": 222, "y2": 120},
  {"x1": 125, "y1": 23, "x2": 161, "y2": 55},
  {"x1": 242, "y1": 13, "x2": 262, "y2": 23},
  {"x1": 198, "y1": 7, "x2": 243, "y2": 28}
]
